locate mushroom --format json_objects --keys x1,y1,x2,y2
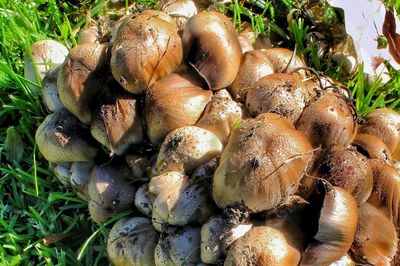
[
  {"x1": 87, "y1": 165, "x2": 135, "y2": 223},
  {"x1": 224, "y1": 226, "x2": 302, "y2": 266},
  {"x1": 70, "y1": 161, "x2": 95, "y2": 201},
  {"x1": 154, "y1": 226, "x2": 201, "y2": 265},
  {"x1": 49, "y1": 162, "x2": 72, "y2": 186},
  {"x1": 367, "y1": 159, "x2": 400, "y2": 226},
  {"x1": 111, "y1": 11, "x2": 182, "y2": 94},
  {"x1": 35, "y1": 111, "x2": 98, "y2": 163},
  {"x1": 107, "y1": 216, "x2": 159, "y2": 266},
  {"x1": 58, "y1": 43, "x2": 110, "y2": 124},
  {"x1": 351, "y1": 202, "x2": 398, "y2": 265},
  {"x1": 200, "y1": 215, "x2": 252, "y2": 264},
  {"x1": 213, "y1": 113, "x2": 313, "y2": 213},
  {"x1": 77, "y1": 26, "x2": 100, "y2": 44},
  {"x1": 134, "y1": 183, "x2": 153, "y2": 217},
  {"x1": 144, "y1": 72, "x2": 212, "y2": 145},
  {"x1": 182, "y1": 11, "x2": 242, "y2": 90},
  {"x1": 296, "y1": 92, "x2": 357, "y2": 148},
  {"x1": 90, "y1": 94, "x2": 143, "y2": 155},
  {"x1": 245, "y1": 72, "x2": 311, "y2": 123},
  {"x1": 148, "y1": 171, "x2": 214, "y2": 231},
  {"x1": 41, "y1": 66, "x2": 65, "y2": 112},
  {"x1": 352, "y1": 133, "x2": 393, "y2": 163},
  {"x1": 156, "y1": 126, "x2": 223, "y2": 175},
  {"x1": 300, "y1": 181, "x2": 359, "y2": 265},
  {"x1": 358, "y1": 108, "x2": 400, "y2": 160},
  {"x1": 310, "y1": 145, "x2": 373, "y2": 205},
  {"x1": 24, "y1": 40, "x2": 68, "y2": 93},
  {"x1": 196, "y1": 89, "x2": 243, "y2": 145},
  {"x1": 229, "y1": 50, "x2": 275, "y2": 100},
  {"x1": 262, "y1": 48, "x2": 306, "y2": 74},
  {"x1": 158, "y1": 0, "x2": 198, "y2": 33}
]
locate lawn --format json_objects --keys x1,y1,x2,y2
[{"x1": 0, "y1": 0, "x2": 399, "y2": 265}]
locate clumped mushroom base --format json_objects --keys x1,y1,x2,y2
[{"x1": 34, "y1": 2, "x2": 400, "y2": 265}]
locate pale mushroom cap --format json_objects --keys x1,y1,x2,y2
[
  {"x1": 156, "y1": 126, "x2": 223, "y2": 175},
  {"x1": 25, "y1": 40, "x2": 68, "y2": 92},
  {"x1": 35, "y1": 111, "x2": 98, "y2": 163},
  {"x1": 107, "y1": 217, "x2": 159, "y2": 266},
  {"x1": 154, "y1": 227, "x2": 201, "y2": 265},
  {"x1": 41, "y1": 66, "x2": 65, "y2": 112}
]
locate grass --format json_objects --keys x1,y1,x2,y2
[{"x1": 0, "y1": 0, "x2": 400, "y2": 265}]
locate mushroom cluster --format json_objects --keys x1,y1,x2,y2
[{"x1": 32, "y1": 1, "x2": 400, "y2": 265}]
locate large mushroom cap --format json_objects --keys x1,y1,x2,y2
[
  {"x1": 182, "y1": 11, "x2": 242, "y2": 90},
  {"x1": 111, "y1": 11, "x2": 183, "y2": 94}
]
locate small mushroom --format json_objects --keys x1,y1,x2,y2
[
  {"x1": 245, "y1": 72, "x2": 310, "y2": 123},
  {"x1": 182, "y1": 11, "x2": 242, "y2": 90},
  {"x1": 351, "y1": 202, "x2": 398, "y2": 265},
  {"x1": 107, "y1": 216, "x2": 159, "y2": 266},
  {"x1": 148, "y1": 171, "x2": 214, "y2": 231},
  {"x1": 41, "y1": 66, "x2": 65, "y2": 112},
  {"x1": 49, "y1": 162, "x2": 72, "y2": 186},
  {"x1": 156, "y1": 126, "x2": 223, "y2": 175},
  {"x1": 310, "y1": 145, "x2": 373, "y2": 205},
  {"x1": 200, "y1": 215, "x2": 252, "y2": 264},
  {"x1": 262, "y1": 48, "x2": 306, "y2": 74},
  {"x1": 87, "y1": 165, "x2": 135, "y2": 223},
  {"x1": 359, "y1": 108, "x2": 400, "y2": 160},
  {"x1": 159, "y1": 0, "x2": 198, "y2": 33},
  {"x1": 24, "y1": 40, "x2": 68, "y2": 93},
  {"x1": 352, "y1": 133, "x2": 393, "y2": 163},
  {"x1": 77, "y1": 26, "x2": 100, "y2": 44},
  {"x1": 90, "y1": 95, "x2": 143, "y2": 155},
  {"x1": 134, "y1": 183, "x2": 153, "y2": 217},
  {"x1": 70, "y1": 161, "x2": 95, "y2": 201},
  {"x1": 296, "y1": 92, "x2": 357, "y2": 148},
  {"x1": 154, "y1": 226, "x2": 201, "y2": 265},
  {"x1": 196, "y1": 89, "x2": 243, "y2": 145},
  {"x1": 35, "y1": 111, "x2": 98, "y2": 163},
  {"x1": 58, "y1": 43, "x2": 110, "y2": 124}
]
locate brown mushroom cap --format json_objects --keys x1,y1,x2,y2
[
  {"x1": 229, "y1": 50, "x2": 275, "y2": 100},
  {"x1": 91, "y1": 95, "x2": 143, "y2": 155},
  {"x1": 58, "y1": 43, "x2": 110, "y2": 124},
  {"x1": 145, "y1": 72, "x2": 212, "y2": 145},
  {"x1": 351, "y1": 202, "x2": 398, "y2": 265},
  {"x1": 300, "y1": 182, "x2": 359, "y2": 266},
  {"x1": 359, "y1": 108, "x2": 400, "y2": 160},
  {"x1": 35, "y1": 111, "x2": 98, "y2": 163},
  {"x1": 262, "y1": 47, "x2": 306, "y2": 73},
  {"x1": 310, "y1": 145, "x2": 373, "y2": 205},
  {"x1": 213, "y1": 113, "x2": 313, "y2": 212},
  {"x1": 367, "y1": 159, "x2": 400, "y2": 226},
  {"x1": 111, "y1": 11, "x2": 183, "y2": 94},
  {"x1": 159, "y1": 0, "x2": 198, "y2": 33},
  {"x1": 182, "y1": 11, "x2": 242, "y2": 90},
  {"x1": 224, "y1": 226, "x2": 301, "y2": 266},
  {"x1": 352, "y1": 133, "x2": 393, "y2": 163},
  {"x1": 245, "y1": 72, "x2": 309, "y2": 123},
  {"x1": 295, "y1": 92, "x2": 357, "y2": 148}
]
